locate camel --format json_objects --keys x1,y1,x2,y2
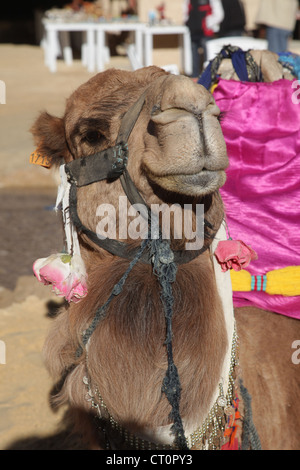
[{"x1": 31, "y1": 66, "x2": 300, "y2": 450}]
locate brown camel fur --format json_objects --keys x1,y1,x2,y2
[{"x1": 31, "y1": 66, "x2": 300, "y2": 450}]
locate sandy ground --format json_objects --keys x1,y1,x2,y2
[{"x1": 0, "y1": 43, "x2": 166, "y2": 450}]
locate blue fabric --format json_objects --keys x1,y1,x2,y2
[
  {"x1": 229, "y1": 49, "x2": 249, "y2": 81},
  {"x1": 197, "y1": 46, "x2": 249, "y2": 89},
  {"x1": 278, "y1": 52, "x2": 300, "y2": 80},
  {"x1": 197, "y1": 61, "x2": 214, "y2": 89}
]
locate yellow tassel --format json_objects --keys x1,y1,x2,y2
[
  {"x1": 230, "y1": 270, "x2": 252, "y2": 292},
  {"x1": 211, "y1": 83, "x2": 219, "y2": 94},
  {"x1": 230, "y1": 266, "x2": 300, "y2": 296}
]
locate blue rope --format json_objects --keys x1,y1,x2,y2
[
  {"x1": 76, "y1": 229, "x2": 189, "y2": 449},
  {"x1": 150, "y1": 238, "x2": 188, "y2": 450},
  {"x1": 239, "y1": 380, "x2": 262, "y2": 450},
  {"x1": 76, "y1": 235, "x2": 151, "y2": 359}
]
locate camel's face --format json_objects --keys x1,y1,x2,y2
[
  {"x1": 60, "y1": 67, "x2": 228, "y2": 199},
  {"x1": 30, "y1": 67, "x2": 227, "y2": 245}
]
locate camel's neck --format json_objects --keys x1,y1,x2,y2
[{"x1": 67, "y1": 221, "x2": 235, "y2": 446}]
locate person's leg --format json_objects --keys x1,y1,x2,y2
[
  {"x1": 267, "y1": 26, "x2": 291, "y2": 53},
  {"x1": 267, "y1": 26, "x2": 279, "y2": 52},
  {"x1": 191, "y1": 34, "x2": 203, "y2": 77},
  {"x1": 191, "y1": 41, "x2": 200, "y2": 77},
  {"x1": 276, "y1": 28, "x2": 291, "y2": 53}
]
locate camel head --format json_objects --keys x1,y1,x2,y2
[{"x1": 31, "y1": 67, "x2": 228, "y2": 249}]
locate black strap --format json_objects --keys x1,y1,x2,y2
[
  {"x1": 65, "y1": 92, "x2": 148, "y2": 188},
  {"x1": 68, "y1": 182, "x2": 148, "y2": 261},
  {"x1": 68, "y1": 182, "x2": 211, "y2": 265},
  {"x1": 115, "y1": 91, "x2": 147, "y2": 145},
  {"x1": 65, "y1": 143, "x2": 128, "y2": 187},
  {"x1": 120, "y1": 169, "x2": 149, "y2": 220}
]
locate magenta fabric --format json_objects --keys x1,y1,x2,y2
[{"x1": 214, "y1": 79, "x2": 300, "y2": 319}]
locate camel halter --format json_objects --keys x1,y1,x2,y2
[
  {"x1": 62, "y1": 89, "x2": 221, "y2": 450},
  {"x1": 65, "y1": 90, "x2": 214, "y2": 265}
]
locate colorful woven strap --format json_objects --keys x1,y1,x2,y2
[{"x1": 250, "y1": 274, "x2": 267, "y2": 292}]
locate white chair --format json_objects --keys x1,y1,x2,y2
[
  {"x1": 205, "y1": 36, "x2": 268, "y2": 63},
  {"x1": 126, "y1": 43, "x2": 179, "y2": 75}
]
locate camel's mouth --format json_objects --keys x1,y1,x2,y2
[{"x1": 146, "y1": 168, "x2": 227, "y2": 196}]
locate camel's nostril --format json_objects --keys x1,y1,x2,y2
[{"x1": 147, "y1": 120, "x2": 157, "y2": 137}]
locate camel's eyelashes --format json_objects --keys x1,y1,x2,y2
[{"x1": 84, "y1": 130, "x2": 103, "y2": 145}]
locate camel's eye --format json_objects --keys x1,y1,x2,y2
[{"x1": 84, "y1": 130, "x2": 103, "y2": 145}]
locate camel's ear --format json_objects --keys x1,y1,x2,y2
[{"x1": 30, "y1": 111, "x2": 70, "y2": 167}]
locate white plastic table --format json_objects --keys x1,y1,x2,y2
[
  {"x1": 42, "y1": 20, "x2": 192, "y2": 75},
  {"x1": 42, "y1": 19, "x2": 97, "y2": 73},
  {"x1": 143, "y1": 25, "x2": 192, "y2": 76},
  {"x1": 95, "y1": 22, "x2": 145, "y2": 72},
  {"x1": 43, "y1": 19, "x2": 145, "y2": 73}
]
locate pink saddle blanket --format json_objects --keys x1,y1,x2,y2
[{"x1": 214, "y1": 78, "x2": 300, "y2": 319}]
